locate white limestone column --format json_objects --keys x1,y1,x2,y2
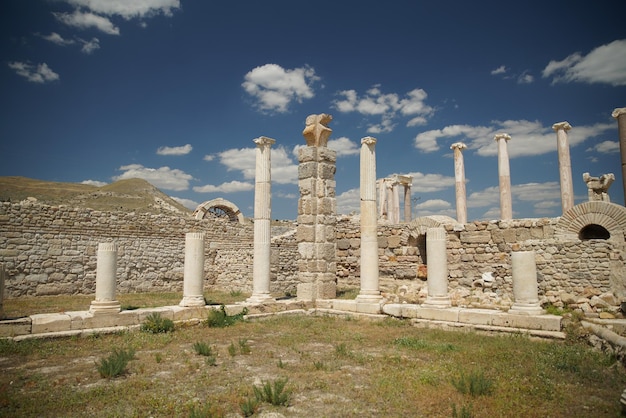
[
  {"x1": 403, "y1": 182, "x2": 412, "y2": 222},
  {"x1": 612, "y1": 107, "x2": 626, "y2": 206},
  {"x1": 90, "y1": 242, "x2": 121, "y2": 314},
  {"x1": 423, "y1": 227, "x2": 451, "y2": 307},
  {"x1": 509, "y1": 250, "x2": 544, "y2": 315},
  {"x1": 391, "y1": 180, "x2": 400, "y2": 224},
  {"x1": 378, "y1": 179, "x2": 387, "y2": 219},
  {"x1": 494, "y1": 133, "x2": 513, "y2": 220},
  {"x1": 357, "y1": 136, "x2": 382, "y2": 302},
  {"x1": 180, "y1": 232, "x2": 206, "y2": 307},
  {"x1": 552, "y1": 122, "x2": 574, "y2": 214},
  {"x1": 247, "y1": 136, "x2": 276, "y2": 303},
  {"x1": 450, "y1": 142, "x2": 467, "y2": 224}
]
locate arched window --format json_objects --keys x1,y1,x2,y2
[{"x1": 579, "y1": 224, "x2": 610, "y2": 240}]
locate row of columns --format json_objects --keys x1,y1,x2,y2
[{"x1": 378, "y1": 175, "x2": 413, "y2": 224}]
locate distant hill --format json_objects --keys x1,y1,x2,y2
[{"x1": 0, "y1": 176, "x2": 192, "y2": 216}]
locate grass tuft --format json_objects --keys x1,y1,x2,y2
[
  {"x1": 96, "y1": 348, "x2": 135, "y2": 378},
  {"x1": 451, "y1": 369, "x2": 494, "y2": 397},
  {"x1": 253, "y1": 378, "x2": 290, "y2": 406},
  {"x1": 205, "y1": 305, "x2": 248, "y2": 328},
  {"x1": 239, "y1": 397, "x2": 259, "y2": 417},
  {"x1": 140, "y1": 312, "x2": 175, "y2": 334}
]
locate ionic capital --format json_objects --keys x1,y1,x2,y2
[
  {"x1": 552, "y1": 121, "x2": 572, "y2": 132},
  {"x1": 494, "y1": 133, "x2": 511, "y2": 142},
  {"x1": 253, "y1": 136, "x2": 276, "y2": 147},
  {"x1": 612, "y1": 107, "x2": 626, "y2": 119},
  {"x1": 361, "y1": 136, "x2": 377, "y2": 146},
  {"x1": 450, "y1": 142, "x2": 467, "y2": 151}
]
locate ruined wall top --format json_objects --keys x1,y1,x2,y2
[{"x1": 303, "y1": 113, "x2": 332, "y2": 147}]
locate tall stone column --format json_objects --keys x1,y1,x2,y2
[
  {"x1": 612, "y1": 107, "x2": 626, "y2": 205},
  {"x1": 553, "y1": 122, "x2": 574, "y2": 214},
  {"x1": 297, "y1": 114, "x2": 337, "y2": 301},
  {"x1": 90, "y1": 242, "x2": 121, "y2": 314},
  {"x1": 509, "y1": 250, "x2": 544, "y2": 315},
  {"x1": 180, "y1": 232, "x2": 206, "y2": 307},
  {"x1": 356, "y1": 136, "x2": 383, "y2": 302},
  {"x1": 402, "y1": 176, "x2": 412, "y2": 222},
  {"x1": 248, "y1": 136, "x2": 276, "y2": 303},
  {"x1": 391, "y1": 179, "x2": 400, "y2": 224},
  {"x1": 450, "y1": 142, "x2": 467, "y2": 224},
  {"x1": 0, "y1": 263, "x2": 5, "y2": 319},
  {"x1": 423, "y1": 227, "x2": 451, "y2": 307},
  {"x1": 494, "y1": 133, "x2": 513, "y2": 220}
]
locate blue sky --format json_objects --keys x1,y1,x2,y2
[{"x1": 2, "y1": 0, "x2": 625, "y2": 221}]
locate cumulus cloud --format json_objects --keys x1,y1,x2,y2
[
  {"x1": 414, "y1": 199, "x2": 455, "y2": 218},
  {"x1": 414, "y1": 120, "x2": 614, "y2": 157},
  {"x1": 491, "y1": 65, "x2": 507, "y2": 75},
  {"x1": 328, "y1": 137, "x2": 360, "y2": 157},
  {"x1": 172, "y1": 196, "x2": 199, "y2": 210},
  {"x1": 42, "y1": 32, "x2": 75, "y2": 46},
  {"x1": 542, "y1": 39, "x2": 626, "y2": 86},
  {"x1": 402, "y1": 172, "x2": 456, "y2": 193},
  {"x1": 517, "y1": 71, "x2": 534, "y2": 84},
  {"x1": 218, "y1": 145, "x2": 298, "y2": 184},
  {"x1": 157, "y1": 144, "x2": 192, "y2": 156},
  {"x1": 242, "y1": 64, "x2": 319, "y2": 113},
  {"x1": 81, "y1": 179, "x2": 107, "y2": 187},
  {"x1": 468, "y1": 182, "x2": 561, "y2": 216},
  {"x1": 587, "y1": 140, "x2": 620, "y2": 154},
  {"x1": 336, "y1": 188, "x2": 360, "y2": 215},
  {"x1": 113, "y1": 164, "x2": 193, "y2": 191},
  {"x1": 64, "y1": 0, "x2": 180, "y2": 19},
  {"x1": 54, "y1": 10, "x2": 120, "y2": 35},
  {"x1": 203, "y1": 154, "x2": 215, "y2": 162},
  {"x1": 79, "y1": 37, "x2": 100, "y2": 54},
  {"x1": 193, "y1": 180, "x2": 254, "y2": 193},
  {"x1": 333, "y1": 86, "x2": 434, "y2": 133},
  {"x1": 8, "y1": 61, "x2": 59, "y2": 83}
]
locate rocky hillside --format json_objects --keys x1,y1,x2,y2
[{"x1": 0, "y1": 176, "x2": 192, "y2": 216}]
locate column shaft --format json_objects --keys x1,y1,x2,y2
[
  {"x1": 509, "y1": 251, "x2": 544, "y2": 315},
  {"x1": 553, "y1": 122, "x2": 574, "y2": 214},
  {"x1": 423, "y1": 227, "x2": 451, "y2": 307},
  {"x1": 451, "y1": 143, "x2": 467, "y2": 224},
  {"x1": 403, "y1": 185, "x2": 412, "y2": 222},
  {"x1": 180, "y1": 232, "x2": 206, "y2": 307},
  {"x1": 612, "y1": 108, "x2": 626, "y2": 205},
  {"x1": 495, "y1": 134, "x2": 512, "y2": 220},
  {"x1": 90, "y1": 242, "x2": 121, "y2": 314}
]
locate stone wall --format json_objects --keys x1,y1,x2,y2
[{"x1": 0, "y1": 202, "x2": 297, "y2": 297}]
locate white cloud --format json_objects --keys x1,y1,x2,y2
[
  {"x1": 491, "y1": 65, "x2": 507, "y2": 75},
  {"x1": 328, "y1": 137, "x2": 360, "y2": 157},
  {"x1": 193, "y1": 180, "x2": 254, "y2": 193},
  {"x1": 8, "y1": 62, "x2": 59, "y2": 83},
  {"x1": 402, "y1": 172, "x2": 456, "y2": 193},
  {"x1": 113, "y1": 164, "x2": 193, "y2": 191},
  {"x1": 218, "y1": 145, "x2": 298, "y2": 184},
  {"x1": 414, "y1": 120, "x2": 614, "y2": 157},
  {"x1": 587, "y1": 140, "x2": 620, "y2": 154},
  {"x1": 336, "y1": 188, "x2": 360, "y2": 215},
  {"x1": 172, "y1": 196, "x2": 199, "y2": 210},
  {"x1": 517, "y1": 71, "x2": 534, "y2": 84},
  {"x1": 42, "y1": 32, "x2": 75, "y2": 46},
  {"x1": 54, "y1": 10, "x2": 120, "y2": 35},
  {"x1": 157, "y1": 144, "x2": 192, "y2": 156},
  {"x1": 79, "y1": 37, "x2": 100, "y2": 54},
  {"x1": 81, "y1": 179, "x2": 107, "y2": 186},
  {"x1": 242, "y1": 64, "x2": 319, "y2": 113},
  {"x1": 64, "y1": 0, "x2": 180, "y2": 19},
  {"x1": 415, "y1": 199, "x2": 451, "y2": 210},
  {"x1": 468, "y1": 186, "x2": 499, "y2": 208},
  {"x1": 542, "y1": 39, "x2": 626, "y2": 86},
  {"x1": 203, "y1": 154, "x2": 215, "y2": 162},
  {"x1": 468, "y1": 182, "x2": 561, "y2": 217},
  {"x1": 333, "y1": 86, "x2": 434, "y2": 133}
]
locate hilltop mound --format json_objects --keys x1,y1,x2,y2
[{"x1": 0, "y1": 176, "x2": 191, "y2": 216}]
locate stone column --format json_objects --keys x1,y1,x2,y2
[
  {"x1": 0, "y1": 263, "x2": 5, "y2": 319},
  {"x1": 180, "y1": 232, "x2": 206, "y2": 307},
  {"x1": 391, "y1": 179, "x2": 400, "y2": 224},
  {"x1": 297, "y1": 114, "x2": 337, "y2": 301},
  {"x1": 90, "y1": 242, "x2": 121, "y2": 314},
  {"x1": 509, "y1": 250, "x2": 544, "y2": 315},
  {"x1": 612, "y1": 107, "x2": 626, "y2": 205},
  {"x1": 423, "y1": 227, "x2": 451, "y2": 307},
  {"x1": 356, "y1": 136, "x2": 383, "y2": 302},
  {"x1": 378, "y1": 179, "x2": 387, "y2": 220},
  {"x1": 248, "y1": 136, "x2": 276, "y2": 303},
  {"x1": 402, "y1": 177, "x2": 412, "y2": 222},
  {"x1": 450, "y1": 142, "x2": 467, "y2": 224},
  {"x1": 553, "y1": 122, "x2": 574, "y2": 214},
  {"x1": 494, "y1": 133, "x2": 513, "y2": 220}
]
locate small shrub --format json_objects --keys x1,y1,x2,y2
[
  {"x1": 238, "y1": 339, "x2": 251, "y2": 355},
  {"x1": 205, "y1": 305, "x2": 248, "y2": 328},
  {"x1": 140, "y1": 312, "x2": 175, "y2": 334},
  {"x1": 228, "y1": 342, "x2": 237, "y2": 357},
  {"x1": 96, "y1": 348, "x2": 135, "y2": 378},
  {"x1": 193, "y1": 342, "x2": 213, "y2": 357},
  {"x1": 334, "y1": 343, "x2": 349, "y2": 357},
  {"x1": 253, "y1": 378, "x2": 290, "y2": 406},
  {"x1": 155, "y1": 353, "x2": 163, "y2": 363},
  {"x1": 451, "y1": 370, "x2": 494, "y2": 397},
  {"x1": 451, "y1": 402, "x2": 474, "y2": 418},
  {"x1": 240, "y1": 397, "x2": 259, "y2": 417},
  {"x1": 277, "y1": 358, "x2": 285, "y2": 369},
  {"x1": 313, "y1": 361, "x2": 327, "y2": 371},
  {"x1": 189, "y1": 402, "x2": 222, "y2": 418}
]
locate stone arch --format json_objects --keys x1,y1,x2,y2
[
  {"x1": 400, "y1": 215, "x2": 456, "y2": 244},
  {"x1": 192, "y1": 198, "x2": 246, "y2": 224},
  {"x1": 555, "y1": 201, "x2": 626, "y2": 243}
]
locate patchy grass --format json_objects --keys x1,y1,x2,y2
[{"x1": 0, "y1": 315, "x2": 625, "y2": 416}]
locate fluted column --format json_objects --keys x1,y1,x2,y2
[
  {"x1": 423, "y1": 227, "x2": 451, "y2": 307},
  {"x1": 248, "y1": 136, "x2": 276, "y2": 303},
  {"x1": 509, "y1": 250, "x2": 544, "y2": 315},
  {"x1": 180, "y1": 232, "x2": 206, "y2": 307},
  {"x1": 612, "y1": 107, "x2": 626, "y2": 205},
  {"x1": 357, "y1": 136, "x2": 382, "y2": 302},
  {"x1": 90, "y1": 242, "x2": 121, "y2": 314},
  {"x1": 494, "y1": 133, "x2": 513, "y2": 220},
  {"x1": 450, "y1": 142, "x2": 467, "y2": 224},
  {"x1": 553, "y1": 122, "x2": 574, "y2": 214}
]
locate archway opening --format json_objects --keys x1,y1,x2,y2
[{"x1": 579, "y1": 224, "x2": 610, "y2": 240}]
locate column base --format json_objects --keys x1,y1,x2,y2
[
  {"x1": 246, "y1": 293, "x2": 275, "y2": 304},
  {"x1": 179, "y1": 295, "x2": 206, "y2": 307},
  {"x1": 355, "y1": 290, "x2": 383, "y2": 303},
  {"x1": 422, "y1": 295, "x2": 451, "y2": 308},
  {"x1": 89, "y1": 300, "x2": 121, "y2": 314},
  {"x1": 508, "y1": 302, "x2": 545, "y2": 316}
]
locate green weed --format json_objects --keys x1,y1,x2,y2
[
  {"x1": 239, "y1": 397, "x2": 259, "y2": 417},
  {"x1": 253, "y1": 378, "x2": 290, "y2": 406},
  {"x1": 140, "y1": 312, "x2": 175, "y2": 334},
  {"x1": 451, "y1": 369, "x2": 494, "y2": 397},
  {"x1": 96, "y1": 348, "x2": 135, "y2": 378},
  {"x1": 205, "y1": 305, "x2": 248, "y2": 328}
]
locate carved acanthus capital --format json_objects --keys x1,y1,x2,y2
[
  {"x1": 361, "y1": 136, "x2": 377, "y2": 146},
  {"x1": 302, "y1": 114, "x2": 333, "y2": 147},
  {"x1": 450, "y1": 142, "x2": 467, "y2": 151},
  {"x1": 494, "y1": 133, "x2": 511, "y2": 142},
  {"x1": 552, "y1": 121, "x2": 572, "y2": 132},
  {"x1": 612, "y1": 107, "x2": 626, "y2": 119},
  {"x1": 253, "y1": 136, "x2": 276, "y2": 147}
]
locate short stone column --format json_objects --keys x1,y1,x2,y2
[
  {"x1": 494, "y1": 133, "x2": 513, "y2": 220},
  {"x1": 0, "y1": 263, "x2": 5, "y2": 319},
  {"x1": 248, "y1": 136, "x2": 276, "y2": 304},
  {"x1": 612, "y1": 107, "x2": 626, "y2": 206},
  {"x1": 90, "y1": 242, "x2": 121, "y2": 314},
  {"x1": 180, "y1": 232, "x2": 206, "y2": 307},
  {"x1": 356, "y1": 136, "x2": 382, "y2": 302},
  {"x1": 509, "y1": 250, "x2": 544, "y2": 315},
  {"x1": 423, "y1": 227, "x2": 451, "y2": 307},
  {"x1": 553, "y1": 122, "x2": 574, "y2": 214},
  {"x1": 450, "y1": 142, "x2": 467, "y2": 224}
]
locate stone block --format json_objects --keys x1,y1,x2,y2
[
  {"x1": 460, "y1": 231, "x2": 491, "y2": 244},
  {"x1": 333, "y1": 299, "x2": 357, "y2": 312},
  {"x1": 356, "y1": 302, "x2": 382, "y2": 314},
  {"x1": 31, "y1": 313, "x2": 72, "y2": 334},
  {"x1": 297, "y1": 283, "x2": 316, "y2": 301},
  {"x1": 316, "y1": 280, "x2": 336, "y2": 299},
  {"x1": 0, "y1": 317, "x2": 31, "y2": 337},
  {"x1": 492, "y1": 312, "x2": 561, "y2": 331},
  {"x1": 382, "y1": 303, "x2": 403, "y2": 317},
  {"x1": 415, "y1": 306, "x2": 460, "y2": 322}
]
